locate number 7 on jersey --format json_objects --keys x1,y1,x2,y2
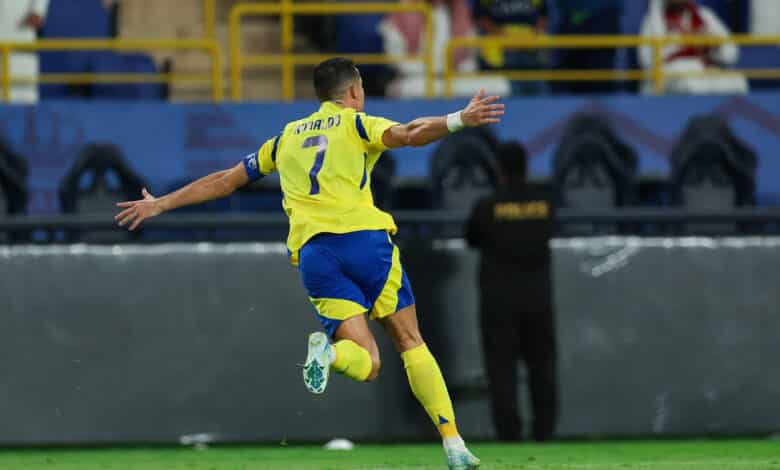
[{"x1": 302, "y1": 135, "x2": 328, "y2": 195}]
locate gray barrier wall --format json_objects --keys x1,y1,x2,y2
[{"x1": 1, "y1": 238, "x2": 779, "y2": 444}]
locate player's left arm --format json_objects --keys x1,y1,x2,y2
[
  {"x1": 115, "y1": 136, "x2": 279, "y2": 231},
  {"x1": 114, "y1": 163, "x2": 249, "y2": 231},
  {"x1": 382, "y1": 89, "x2": 504, "y2": 149}
]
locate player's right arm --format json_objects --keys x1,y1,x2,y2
[
  {"x1": 382, "y1": 89, "x2": 504, "y2": 149},
  {"x1": 115, "y1": 135, "x2": 279, "y2": 231}
]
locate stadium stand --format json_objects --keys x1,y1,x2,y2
[
  {"x1": 90, "y1": 52, "x2": 164, "y2": 100},
  {"x1": 4, "y1": 4, "x2": 780, "y2": 463},
  {"x1": 0, "y1": 0, "x2": 778, "y2": 224},
  {"x1": 39, "y1": 0, "x2": 112, "y2": 99}
]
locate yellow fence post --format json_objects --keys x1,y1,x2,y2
[
  {"x1": 443, "y1": 40, "x2": 454, "y2": 98},
  {"x1": 281, "y1": 0, "x2": 295, "y2": 101},
  {"x1": 204, "y1": 0, "x2": 215, "y2": 39},
  {"x1": 423, "y1": 5, "x2": 434, "y2": 98},
  {"x1": 229, "y1": 6, "x2": 242, "y2": 101},
  {"x1": 1, "y1": 46, "x2": 9, "y2": 101},
  {"x1": 209, "y1": 42, "x2": 224, "y2": 102},
  {"x1": 229, "y1": 2, "x2": 435, "y2": 102}
]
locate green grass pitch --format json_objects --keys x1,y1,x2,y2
[{"x1": 1, "y1": 440, "x2": 778, "y2": 469}]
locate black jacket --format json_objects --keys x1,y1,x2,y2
[{"x1": 466, "y1": 183, "x2": 554, "y2": 312}]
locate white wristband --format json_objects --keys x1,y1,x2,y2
[{"x1": 446, "y1": 111, "x2": 464, "y2": 133}]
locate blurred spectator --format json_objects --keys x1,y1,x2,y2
[
  {"x1": 751, "y1": 0, "x2": 780, "y2": 35},
  {"x1": 639, "y1": 0, "x2": 748, "y2": 95},
  {"x1": 473, "y1": 0, "x2": 549, "y2": 95},
  {"x1": 336, "y1": 8, "x2": 395, "y2": 97},
  {"x1": 0, "y1": 0, "x2": 49, "y2": 102},
  {"x1": 379, "y1": 0, "x2": 508, "y2": 98},
  {"x1": 465, "y1": 141, "x2": 558, "y2": 442},
  {"x1": 554, "y1": 0, "x2": 621, "y2": 94}
]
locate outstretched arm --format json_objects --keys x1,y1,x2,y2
[
  {"x1": 115, "y1": 161, "x2": 249, "y2": 231},
  {"x1": 382, "y1": 89, "x2": 504, "y2": 149}
]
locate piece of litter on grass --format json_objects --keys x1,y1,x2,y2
[{"x1": 323, "y1": 438, "x2": 354, "y2": 451}]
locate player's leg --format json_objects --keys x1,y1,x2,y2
[
  {"x1": 343, "y1": 231, "x2": 476, "y2": 468},
  {"x1": 303, "y1": 311, "x2": 381, "y2": 392},
  {"x1": 300, "y1": 235, "x2": 377, "y2": 392},
  {"x1": 480, "y1": 306, "x2": 523, "y2": 441},
  {"x1": 357, "y1": 231, "x2": 458, "y2": 438},
  {"x1": 378, "y1": 304, "x2": 480, "y2": 470},
  {"x1": 332, "y1": 313, "x2": 381, "y2": 382},
  {"x1": 377, "y1": 305, "x2": 454, "y2": 435},
  {"x1": 522, "y1": 309, "x2": 558, "y2": 441}
]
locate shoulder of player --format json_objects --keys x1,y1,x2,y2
[{"x1": 280, "y1": 121, "x2": 297, "y2": 137}]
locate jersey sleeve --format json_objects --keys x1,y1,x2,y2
[
  {"x1": 242, "y1": 135, "x2": 280, "y2": 182},
  {"x1": 355, "y1": 113, "x2": 400, "y2": 152}
]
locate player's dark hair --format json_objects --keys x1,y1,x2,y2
[
  {"x1": 313, "y1": 58, "x2": 360, "y2": 102},
  {"x1": 497, "y1": 141, "x2": 528, "y2": 181}
]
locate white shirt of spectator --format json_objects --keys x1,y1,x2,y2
[
  {"x1": 639, "y1": 0, "x2": 748, "y2": 95},
  {"x1": 751, "y1": 0, "x2": 780, "y2": 35},
  {"x1": 378, "y1": 4, "x2": 510, "y2": 98},
  {"x1": 0, "y1": 0, "x2": 50, "y2": 103}
]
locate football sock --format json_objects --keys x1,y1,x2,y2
[
  {"x1": 332, "y1": 339, "x2": 372, "y2": 382},
  {"x1": 401, "y1": 343, "x2": 459, "y2": 439}
]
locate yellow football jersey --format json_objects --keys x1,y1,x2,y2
[{"x1": 243, "y1": 101, "x2": 400, "y2": 265}]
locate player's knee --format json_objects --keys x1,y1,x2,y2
[
  {"x1": 366, "y1": 356, "x2": 382, "y2": 382},
  {"x1": 396, "y1": 331, "x2": 424, "y2": 353}
]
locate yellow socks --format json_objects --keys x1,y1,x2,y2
[
  {"x1": 401, "y1": 343, "x2": 459, "y2": 439},
  {"x1": 331, "y1": 340, "x2": 459, "y2": 438},
  {"x1": 332, "y1": 339, "x2": 372, "y2": 382}
]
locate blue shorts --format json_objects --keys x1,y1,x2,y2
[{"x1": 298, "y1": 230, "x2": 416, "y2": 337}]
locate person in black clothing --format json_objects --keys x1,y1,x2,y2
[
  {"x1": 554, "y1": 0, "x2": 622, "y2": 94},
  {"x1": 473, "y1": 0, "x2": 550, "y2": 96},
  {"x1": 465, "y1": 141, "x2": 557, "y2": 442}
]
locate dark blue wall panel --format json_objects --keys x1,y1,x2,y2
[{"x1": 1, "y1": 94, "x2": 780, "y2": 214}]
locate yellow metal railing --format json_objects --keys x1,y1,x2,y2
[
  {"x1": 444, "y1": 35, "x2": 780, "y2": 96},
  {"x1": 229, "y1": 1, "x2": 434, "y2": 101},
  {"x1": 0, "y1": 38, "x2": 223, "y2": 102},
  {"x1": 204, "y1": 0, "x2": 215, "y2": 39}
]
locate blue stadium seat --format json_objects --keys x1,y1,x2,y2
[
  {"x1": 39, "y1": 0, "x2": 111, "y2": 99},
  {"x1": 90, "y1": 52, "x2": 164, "y2": 100},
  {"x1": 622, "y1": 0, "x2": 649, "y2": 35}
]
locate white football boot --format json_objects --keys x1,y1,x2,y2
[
  {"x1": 303, "y1": 332, "x2": 334, "y2": 394},
  {"x1": 445, "y1": 437, "x2": 481, "y2": 470}
]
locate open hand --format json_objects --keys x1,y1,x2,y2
[
  {"x1": 115, "y1": 188, "x2": 163, "y2": 231},
  {"x1": 461, "y1": 89, "x2": 505, "y2": 127}
]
